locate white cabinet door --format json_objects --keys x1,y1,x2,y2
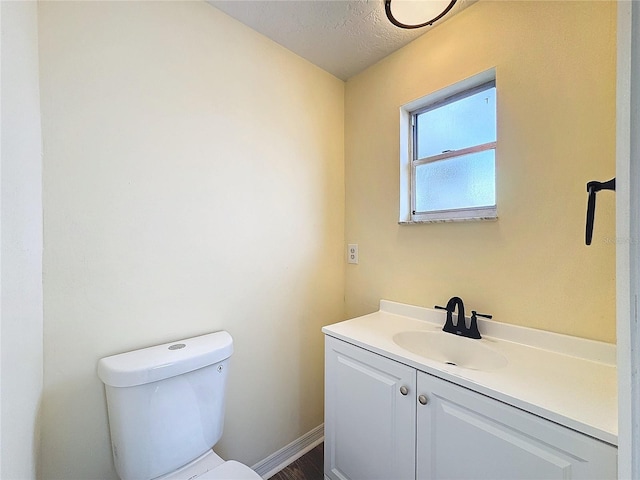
[
  {"x1": 324, "y1": 337, "x2": 416, "y2": 480},
  {"x1": 416, "y1": 371, "x2": 617, "y2": 480}
]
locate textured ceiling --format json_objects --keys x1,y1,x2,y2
[{"x1": 207, "y1": 0, "x2": 477, "y2": 80}]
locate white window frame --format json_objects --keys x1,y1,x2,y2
[{"x1": 399, "y1": 69, "x2": 497, "y2": 224}]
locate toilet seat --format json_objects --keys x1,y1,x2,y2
[
  {"x1": 159, "y1": 450, "x2": 260, "y2": 480},
  {"x1": 199, "y1": 461, "x2": 262, "y2": 480}
]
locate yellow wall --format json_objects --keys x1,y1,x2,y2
[
  {"x1": 344, "y1": 1, "x2": 617, "y2": 342},
  {"x1": 35, "y1": 1, "x2": 618, "y2": 477},
  {"x1": 38, "y1": 2, "x2": 344, "y2": 478}
]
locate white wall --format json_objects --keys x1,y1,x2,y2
[
  {"x1": 616, "y1": 1, "x2": 640, "y2": 477},
  {"x1": 0, "y1": 1, "x2": 44, "y2": 479},
  {"x1": 37, "y1": 1, "x2": 344, "y2": 478}
]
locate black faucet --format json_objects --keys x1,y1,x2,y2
[{"x1": 435, "y1": 297, "x2": 491, "y2": 339}]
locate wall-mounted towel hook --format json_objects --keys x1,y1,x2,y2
[{"x1": 585, "y1": 178, "x2": 615, "y2": 245}]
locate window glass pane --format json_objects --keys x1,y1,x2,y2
[
  {"x1": 415, "y1": 150, "x2": 495, "y2": 212},
  {"x1": 416, "y1": 86, "x2": 496, "y2": 159}
]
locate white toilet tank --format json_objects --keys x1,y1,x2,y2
[{"x1": 98, "y1": 331, "x2": 233, "y2": 480}]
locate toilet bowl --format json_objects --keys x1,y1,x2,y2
[{"x1": 98, "y1": 331, "x2": 261, "y2": 480}]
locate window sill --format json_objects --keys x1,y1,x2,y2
[
  {"x1": 399, "y1": 206, "x2": 498, "y2": 224},
  {"x1": 399, "y1": 215, "x2": 498, "y2": 225}
]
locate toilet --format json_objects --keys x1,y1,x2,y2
[{"x1": 98, "y1": 331, "x2": 262, "y2": 480}]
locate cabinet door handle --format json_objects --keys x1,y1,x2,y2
[
  {"x1": 418, "y1": 394, "x2": 428, "y2": 405},
  {"x1": 400, "y1": 386, "x2": 409, "y2": 396}
]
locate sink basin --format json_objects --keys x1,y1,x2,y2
[{"x1": 392, "y1": 330, "x2": 508, "y2": 370}]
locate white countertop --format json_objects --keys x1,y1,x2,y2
[{"x1": 322, "y1": 300, "x2": 617, "y2": 446}]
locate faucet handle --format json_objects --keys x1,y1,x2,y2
[
  {"x1": 467, "y1": 311, "x2": 484, "y2": 340},
  {"x1": 434, "y1": 305, "x2": 448, "y2": 311}
]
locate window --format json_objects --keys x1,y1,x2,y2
[{"x1": 399, "y1": 70, "x2": 497, "y2": 223}]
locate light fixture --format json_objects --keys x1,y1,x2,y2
[{"x1": 385, "y1": 0, "x2": 457, "y2": 29}]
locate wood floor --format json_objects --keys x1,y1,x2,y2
[{"x1": 268, "y1": 443, "x2": 324, "y2": 480}]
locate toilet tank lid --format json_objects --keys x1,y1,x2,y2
[{"x1": 97, "y1": 331, "x2": 233, "y2": 388}]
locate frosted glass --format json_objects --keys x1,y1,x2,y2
[
  {"x1": 415, "y1": 150, "x2": 495, "y2": 212},
  {"x1": 416, "y1": 87, "x2": 496, "y2": 160}
]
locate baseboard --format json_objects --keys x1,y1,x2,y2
[{"x1": 251, "y1": 424, "x2": 324, "y2": 479}]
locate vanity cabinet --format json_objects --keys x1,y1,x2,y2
[
  {"x1": 415, "y1": 371, "x2": 616, "y2": 479},
  {"x1": 324, "y1": 334, "x2": 415, "y2": 480},
  {"x1": 324, "y1": 336, "x2": 617, "y2": 480}
]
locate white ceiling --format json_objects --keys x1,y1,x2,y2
[{"x1": 206, "y1": 0, "x2": 477, "y2": 80}]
